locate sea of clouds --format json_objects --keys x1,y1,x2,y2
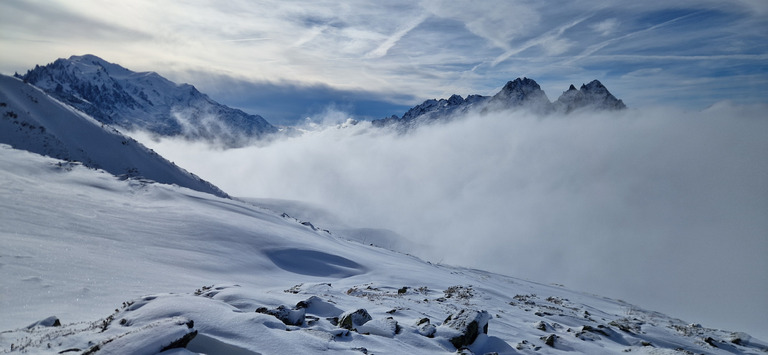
[{"x1": 133, "y1": 102, "x2": 768, "y2": 339}]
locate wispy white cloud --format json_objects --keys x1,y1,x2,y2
[
  {"x1": 490, "y1": 16, "x2": 589, "y2": 66},
  {"x1": 365, "y1": 14, "x2": 429, "y2": 59},
  {"x1": 566, "y1": 11, "x2": 704, "y2": 65},
  {"x1": 591, "y1": 18, "x2": 619, "y2": 36}
]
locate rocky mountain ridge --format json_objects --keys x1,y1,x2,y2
[
  {"x1": 16, "y1": 54, "x2": 277, "y2": 147},
  {"x1": 0, "y1": 74, "x2": 228, "y2": 197},
  {"x1": 373, "y1": 77, "x2": 626, "y2": 129}
]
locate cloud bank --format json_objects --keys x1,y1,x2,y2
[{"x1": 135, "y1": 103, "x2": 768, "y2": 339}]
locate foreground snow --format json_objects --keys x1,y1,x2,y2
[{"x1": 1, "y1": 145, "x2": 766, "y2": 354}]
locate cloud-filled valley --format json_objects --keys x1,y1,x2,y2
[{"x1": 135, "y1": 102, "x2": 768, "y2": 339}]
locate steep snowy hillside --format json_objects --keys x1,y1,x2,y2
[
  {"x1": 0, "y1": 74, "x2": 227, "y2": 197},
  {"x1": 372, "y1": 78, "x2": 624, "y2": 130},
  {"x1": 1, "y1": 145, "x2": 765, "y2": 354},
  {"x1": 16, "y1": 55, "x2": 277, "y2": 146}
]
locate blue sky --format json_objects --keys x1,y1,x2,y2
[{"x1": 1, "y1": 0, "x2": 766, "y2": 123}]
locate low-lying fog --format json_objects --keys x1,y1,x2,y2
[{"x1": 133, "y1": 102, "x2": 768, "y2": 339}]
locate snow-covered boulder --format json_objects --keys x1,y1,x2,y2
[
  {"x1": 295, "y1": 295, "x2": 343, "y2": 317},
  {"x1": 416, "y1": 317, "x2": 437, "y2": 338},
  {"x1": 357, "y1": 317, "x2": 400, "y2": 337},
  {"x1": 439, "y1": 309, "x2": 491, "y2": 349}
]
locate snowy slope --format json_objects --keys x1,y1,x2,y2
[
  {"x1": 1, "y1": 145, "x2": 765, "y2": 354},
  {"x1": 17, "y1": 55, "x2": 277, "y2": 146},
  {"x1": 0, "y1": 74, "x2": 227, "y2": 197}
]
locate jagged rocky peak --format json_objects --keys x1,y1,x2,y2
[
  {"x1": 373, "y1": 77, "x2": 627, "y2": 130},
  {"x1": 18, "y1": 54, "x2": 277, "y2": 147},
  {"x1": 485, "y1": 77, "x2": 553, "y2": 114},
  {"x1": 447, "y1": 94, "x2": 464, "y2": 105},
  {"x1": 492, "y1": 77, "x2": 547, "y2": 102},
  {"x1": 555, "y1": 79, "x2": 626, "y2": 113}
]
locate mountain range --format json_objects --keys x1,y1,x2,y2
[
  {"x1": 14, "y1": 55, "x2": 626, "y2": 138},
  {"x1": 16, "y1": 55, "x2": 277, "y2": 147},
  {"x1": 373, "y1": 77, "x2": 626, "y2": 130}
]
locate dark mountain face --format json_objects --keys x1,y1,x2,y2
[
  {"x1": 554, "y1": 80, "x2": 626, "y2": 113},
  {"x1": 18, "y1": 55, "x2": 277, "y2": 147},
  {"x1": 372, "y1": 77, "x2": 626, "y2": 130},
  {"x1": 485, "y1": 77, "x2": 553, "y2": 114}
]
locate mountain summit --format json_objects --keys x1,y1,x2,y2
[
  {"x1": 485, "y1": 77, "x2": 553, "y2": 114},
  {"x1": 373, "y1": 77, "x2": 626, "y2": 129},
  {"x1": 554, "y1": 80, "x2": 626, "y2": 113},
  {"x1": 17, "y1": 55, "x2": 277, "y2": 146}
]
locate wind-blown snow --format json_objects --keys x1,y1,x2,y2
[{"x1": 1, "y1": 144, "x2": 766, "y2": 354}]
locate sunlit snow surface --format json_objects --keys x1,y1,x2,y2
[{"x1": 1, "y1": 146, "x2": 766, "y2": 354}]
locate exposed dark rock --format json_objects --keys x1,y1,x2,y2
[
  {"x1": 704, "y1": 337, "x2": 718, "y2": 348},
  {"x1": 338, "y1": 309, "x2": 372, "y2": 330},
  {"x1": 160, "y1": 330, "x2": 198, "y2": 352},
  {"x1": 542, "y1": 334, "x2": 557, "y2": 347},
  {"x1": 581, "y1": 325, "x2": 609, "y2": 336},
  {"x1": 26, "y1": 316, "x2": 61, "y2": 329},
  {"x1": 255, "y1": 305, "x2": 306, "y2": 326}
]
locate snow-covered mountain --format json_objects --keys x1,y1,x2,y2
[
  {"x1": 372, "y1": 78, "x2": 625, "y2": 130},
  {"x1": 16, "y1": 55, "x2": 277, "y2": 146},
  {"x1": 0, "y1": 74, "x2": 227, "y2": 197},
  {"x1": 1, "y1": 145, "x2": 765, "y2": 354}
]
